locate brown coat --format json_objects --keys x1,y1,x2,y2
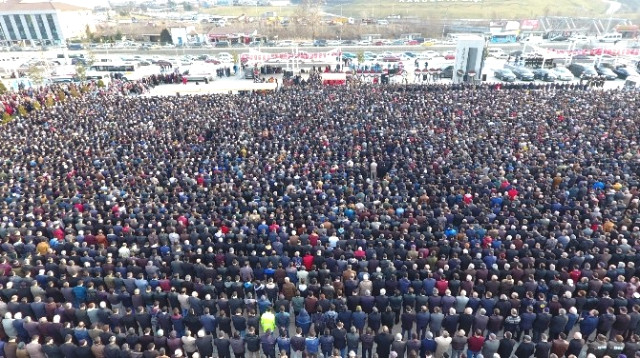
[
  {"x1": 282, "y1": 282, "x2": 297, "y2": 301},
  {"x1": 4, "y1": 342, "x2": 17, "y2": 358},
  {"x1": 551, "y1": 338, "x2": 569, "y2": 357}
]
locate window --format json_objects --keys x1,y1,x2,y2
[
  {"x1": 13, "y1": 15, "x2": 26, "y2": 39},
  {"x1": 24, "y1": 15, "x2": 37, "y2": 39},
  {"x1": 36, "y1": 15, "x2": 48, "y2": 39},
  {"x1": 2, "y1": 16, "x2": 16, "y2": 41},
  {"x1": 45, "y1": 14, "x2": 59, "y2": 41}
]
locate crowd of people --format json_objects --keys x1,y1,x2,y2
[{"x1": 0, "y1": 80, "x2": 637, "y2": 358}]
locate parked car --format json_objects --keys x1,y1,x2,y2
[
  {"x1": 494, "y1": 69, "x2": 517, "y2": 82},
  {"x1": 532, "y1": 68, "x2": 557, "y2": 82},
  {"x1": 313, "y1": 39, "x2": 327, "y2": 47},
  {"x1": 594, "y1": 64, "x2": 619, "y2": 80},
  {"x1": 440, "y1": 65, "x2": 454, "y2": 79},
  {"x1": 551, "y1": 67, "x2": 575, "y2": 81},
  {"x1": 505, "y1": 64, "x2": 534, "y2": 81},
  {"x1": 550, "y1": 35, "x2": 570, "y2": 42},
  {"x1": 442, "y1": 51, "x2": 456, "y2": 60},
  {"x1": 598, "y1": 63, "x2": 631, "y2": 79},
  {"x1": 567, "y1": 63, "x2": 598, "y2": 78},
  {"x1": 215, "y1": 41, "x2": 230, "y2": 48}
]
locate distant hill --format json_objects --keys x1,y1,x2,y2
[{"x1": 324, "y1": 0, "x2": 609, "y2": 20}]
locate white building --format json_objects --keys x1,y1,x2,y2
[
  {"x1": 0, "y1": 0, "x2": 94, "y2": 46},
  {"x1": 452, "y1": 35, "x2": 486, "y2": 84}
]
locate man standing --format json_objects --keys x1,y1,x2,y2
[
  {"x1": 261, "y1": 329, "x2": 277, "y2": 358},
  {"x1": 42, "y1": 337, "x2": 63, "y2": 358},
  {"x1": 214, "y1": 332, "x2": 231, "y2": 358},
  {"x1": 374, "y1": 326, "x2": 394, "y2": 358},
  {"x1": 514, "y1": 335, "x2": 535, "y2": 358},
  {"x1": 467, "y1": 329, "x2": 485, "y2": 358},
  {"x1": 25, "y1": 335, "x2": 44, "y2": 358},
  {"x1": 260, "y1": 308, "x2": 276, "y2": 334},
  {"x1": 497, "y1": 331, "x2": 516, "y2": 358}
]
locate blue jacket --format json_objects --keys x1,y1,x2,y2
[
  {"x1": 421, "y1": 338, "x2": 437, "y2": 356},
  {"x1": 416, "y1": 311, "x2": 430, "y2": 329},
  {"x1": 200, "y1": 314, "x2": 217, "y2": 334},
  {"x1": 352, "y1": 311, "x2": 367, "y2": 329},
  {"x1": 319, "y1": 335, "x2": 334, "y2": 352},
  {"x1": 580, "y1": 315, "x2": 599, "y2": 335},
  {"x1": 565, "y1": 313, "x2": 579, "y2": 333},
  {"x1": 520, "y1": 312, "x2": 537, "y2": 330},
  {"x1": 305, "y1": 337, "x2": 319, "y2": 353}
]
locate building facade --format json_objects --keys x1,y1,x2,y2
[{"x1": 0, "y1": 0, "x2": 94, "y2": 46}]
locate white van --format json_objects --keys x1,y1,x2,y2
[
  {"x1": 599, "y1": 33, "x2": 622, "y2": 43},
  {"x1": 487, "y1": 48, "x2": 506, "y2": 58},
  {"x1": 521, "y1": 36, "x2": 543, "y2": 44}
]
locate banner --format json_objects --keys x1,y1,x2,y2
[{"x1": 241, "y1": 48, "x2": 342, "y2": 63}]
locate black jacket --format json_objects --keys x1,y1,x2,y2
[
  {"x1": 534, "y1": 341, "x2": 551, "y2": 358},
  {"x1": 60, "y1": 342, "x2": 78, "y2": 358},
  {"x1": 195, "y1": 335, "x2": 214, "y2": 357},
  {"x1": 515, "y1": 341, "x2": 535, "y2": 358},
  {"x1": 375, "y1": 333, "x2": 394, "y2": 357},
  {"x1": 498, "y1": 338, "x2": 516, "y2": 358},
  {"x1": 245, "y1": 333, "x2": 260, "y2": 352},
  {"x1": 214, "y1": 337, "x2": 231, "y2": 358},
  {"x1": 42, "y1": 344, "x2": 64, "y2": 358}
]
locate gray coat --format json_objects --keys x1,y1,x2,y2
[
  {"x1": 230, "y1": 337, "x2": 245, "y2": 354},
  {"x1": 482, "y1": 338, "x2": 500, "y2": 358}
]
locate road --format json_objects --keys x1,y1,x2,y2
[
  {"x1": 603, "y1": 0, "x2": 622, "y2": 15},
  {"x1": 82, "y1": 42, "x2": 578, "y2": 56}
]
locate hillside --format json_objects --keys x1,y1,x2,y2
[{"x1": 325, "y1": 0, "x2": 609, "y2": 20}]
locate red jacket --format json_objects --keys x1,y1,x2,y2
[
  {"x1": 302, "y1": 255, "x2": 314, "y2": 271},
  {"x1": 467, "y1": 335, "x2": 485, "y2": 352}
]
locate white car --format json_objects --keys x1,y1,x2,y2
[
  {"x1": 418, "y1": 50, "x2": 440, "y2": 59},
  {"x1": 552, "y1": 67, "x2": 574, "y2": 81},
  {"x1": 217, "y1": 52, "x2": 234, "y2": 63},
  {"x1": 358, "y1": 40, "x2": 372, "y2": 46}
]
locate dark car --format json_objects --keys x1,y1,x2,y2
[
  {"x1": 505, "y1": 64, "x2": 534, "y2": 81},
  {"x1": 314, "y1": 39, "x2": 327, "y2": 47},
  {"x1": 532, "y1": 68, "x2": 557, "y2": 82},
  {"x1": 599, "y1": 63, "x2": 631, "y2": 79},
  {"x1": 567, "y1": 63, "x2": 598, "y2": 78},
  {"x1": 494, "y1": 69, "x2": 516, "y2": 82},
  {"x1": 550, "y1": 35, "x2": 570, "y2": 42},
  {"x1": 594, "y1": 65, "x2": 618, "y2": 80},
  {"x1": 440, "y1": 65, "x2": 454, "y2": 79},
  {"x1": 215, "y1": 41, "x2": 230, "y2": 48}
]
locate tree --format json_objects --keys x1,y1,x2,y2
[
  {"x1": 0, "y1": 80, "x2": 7, "y2": 95},
  {"x1": 115, "y1": 30, "x2": 123, "y2": 41},
  {"x1": 26, "y1": 65, "x2": 45, "y2": 87},
  {"x1": 2, "y1": 112, "x2": 11, "y2": 124},
  {"x1": 76, "y1": 64, "x2": 87, "y2": 81},
  {"x1": 160, "y1": 28, "x2": 173, "y2": 44},
  {"x1": 183, "y1": 2, "x2": 194, "y2": 11},
  {"x1": 85, "y1": 25, "x2": 94, "y2": 42}
]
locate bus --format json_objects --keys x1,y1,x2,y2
[
  {"x1": 88, "y1": 62, "x2": 159, "y2": 81},
  {"x1": 490, "y1": 32, "x2": 518, "y2": 44}
]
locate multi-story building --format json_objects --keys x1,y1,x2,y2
[{"x1": 0, "y1": 0, "x2": 94, "y2": 46}]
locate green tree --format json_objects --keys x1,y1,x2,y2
[
  {"x1": 2, "y1": 112, "x2": 11, "y2": 124},
  {"x1": 160, "y1": 28, "x2": 173, "y2": 44},
  {"x1": 183, "y1": 2, "x2": 194, "y2": 11},
  {"x1": 357, "y1": 50, "x2": 364, "y2": 64},
  {"x1": 26, "y1": 65, "x2": 45, "y2": 87},
  {"x1": 0, "y1": 80, "x2": 7, "y2": 95},
  {"x1": 76, "y1": 64, "x2": 87, "y2": 81},
  {"x1": 115, "y1": 30, "x2": 123, "y2": 41},
  {"x1": 85, "y1": 25, "x2": 94, "y2": 42}
]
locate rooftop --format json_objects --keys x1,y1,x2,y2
[{"x1": 0, "y1": 0, "x2": 90, "y2": 12}]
